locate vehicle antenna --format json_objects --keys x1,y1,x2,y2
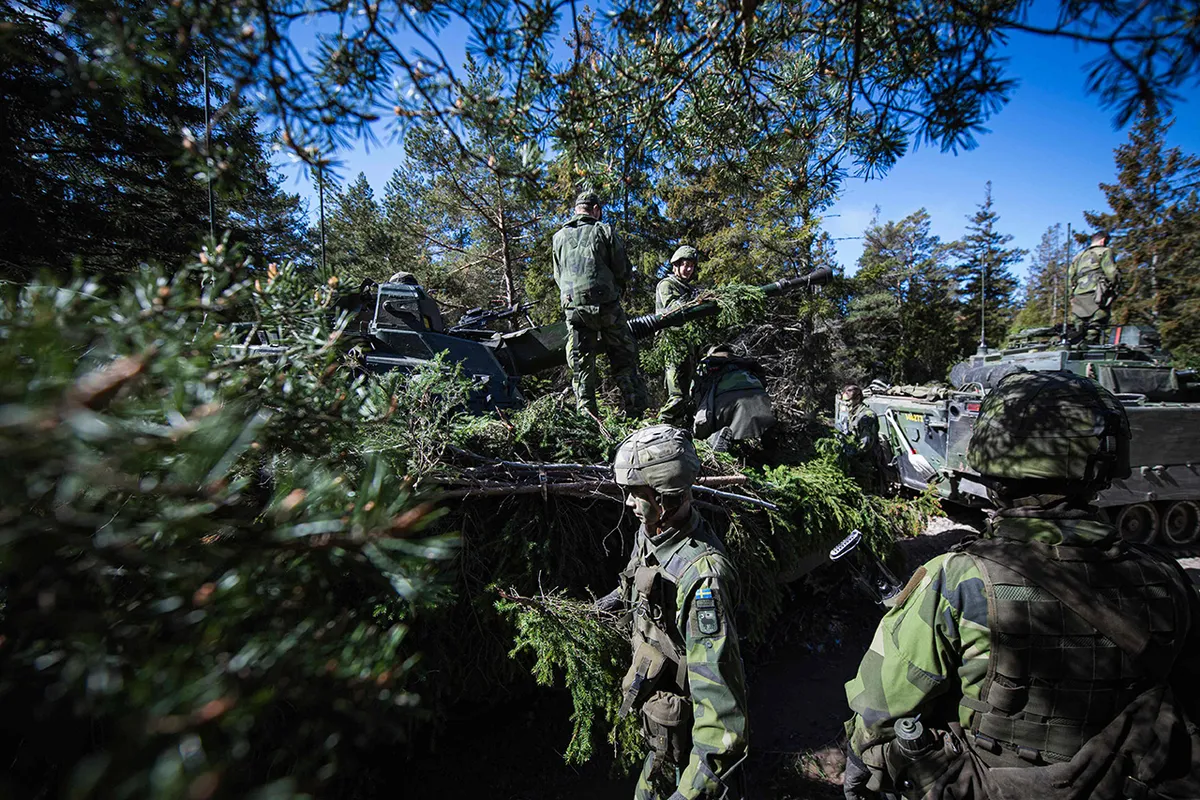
[
  {"x1": 979, "y1": 253, "x2": 987, "y2": 352},
  {"x1": 318, "y1": 159, "x2": 328, "y2": 275},
  {"x1": 203, "y1": 54, "x2": 216, "y2": 241},
  {"x1": 1063, "y1": 223, "x2": 1072, "y2": 342}
]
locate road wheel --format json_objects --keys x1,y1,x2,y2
[
  {"x1": 1115, "y1": 503, "x2": 1160, "y2": 544},
  {"x1": 1161, "y1": 501, "x2": 1200, "y2": 545}
]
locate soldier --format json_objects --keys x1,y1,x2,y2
[
  {"x1": 837, "y1": 385, "x2": 880, "y2": 477},
  {"x1": 551, "y1": 190, "x2": 648, "y2": 417},
  {"x1": 656, "y1": 245, "x2": 702, "y2": 426},
  {"x1": 842, "y1": 371, "x2": 1200, "y2": 800},
  {"x1": 1069, "y1": 230, "x2": 1120, "y2": 343},
  {"x1": 692, "y1": 345, "x2": 776, "y2": 453},
  {"x1": 596, "y1": 425, "x2": 749, "y2": 799}
]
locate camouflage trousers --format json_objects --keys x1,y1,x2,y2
[
  {"x1": 564, "y1": 301, "x2": 648, "y2": 416},
  {"x1": 660, "y1": 353, "x2": 695, "y2": 427},
  {"x1": 634, "y1": 752, "x2": 685, "y2": 800},
  {"x1": 634, "y1": 751, "x2": 744, "y2": 800},
  {"x1": 1070, "y1": 293, "x2": 1112, "y2": 343}
]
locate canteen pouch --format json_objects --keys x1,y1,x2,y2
[
  {"x1": 619, "y1": 641, "x2": 666, "y2": 718},
  {"x1": 641, "y1": 690, "x2": 692, "y2": 764}
]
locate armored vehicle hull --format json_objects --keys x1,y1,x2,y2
[{"x1": 854, "y1": 326, "x2": 1200, "y2": 546}]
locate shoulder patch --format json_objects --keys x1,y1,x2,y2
[
  {"x1": 693, "y1": 586, "x2": 721, "y2": 636},
  {"x1": 887, "y1": 566, "x2": 927, "y2": 610}
]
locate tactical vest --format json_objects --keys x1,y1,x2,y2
[
  {"x1": 959, "y1": 535, "x2": 1192, "y2": 765},
  {"x1": 553, "y1": 217, "x2": 617, "y2": 308},
  {"x1": 618, "y1": 536, "x2": 716, "y2": 717}
]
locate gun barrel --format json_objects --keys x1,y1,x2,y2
[{"x1": 626, "y1": 265, "x2": 833, "y2": 340}]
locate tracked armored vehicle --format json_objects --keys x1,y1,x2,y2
[
  {"x1": 853, "y1": 325, "x2": 1200, "y2": 546},
  {"x1": 253, "y1": 266, "x2": 833, "y2": 413}
]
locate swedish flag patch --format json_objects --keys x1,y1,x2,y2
[{"x1": 694, "y1": 586, "x2": 720, "y2": 636}]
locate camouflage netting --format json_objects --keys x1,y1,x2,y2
[{"x1": 360, "y1": 373, "x2": 935, "y2": 769}]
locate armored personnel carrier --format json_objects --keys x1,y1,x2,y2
[
  {"x1": 853, "y1": 325, "x2": 1200, "y2": 546},
  {"x1": 250, "y1": 266, "x2": 832, "y2": 414}
]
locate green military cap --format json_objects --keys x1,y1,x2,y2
[
  {"x1": 967, "y1": 370, "x2": 1130, "y2": 486},
  {"x1": 574, "y1": 190, "x2": 602, "y2": 208},
  {"x1": 613, "y1": 424, "x2": 701, "y2": 495},
  {"x1": 671, "y1": 245, "x2": 700, "y2": 264}
]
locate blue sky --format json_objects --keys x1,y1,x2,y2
[{"x1": 273, "y1": 16, "x2": 1199, "y2": 284}]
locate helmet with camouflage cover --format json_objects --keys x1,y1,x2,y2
[
  {"x1": 613, "y1": 424, "x2": 701, "y2": 496},
  {"x1": 671, "y1": 245, "x2": 700, "y2": 265},
  {"x1": 967, "y1": 370, "x2": 1130, "y2": 490}
]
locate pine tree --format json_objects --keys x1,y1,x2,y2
[
  {"x1": 0, "y1": 5, "x2": 308, "y2": 277},
  {"x1": 1084, "y1": 107, "x2": 1200, "y2": 358},
  {"x1": 1011, "y1": 224, "x2": 1069, "y2": 332},
  {"x1": 386, "y1": 108, "x2": 553, "y2": 316},
  {"x1": 323, "y1": 173, "x2": 398, "y2": 286},
  {"x1": 951, "y1": 183, "x2": 1026, "y2": 350},
  {"x1": 843, "y1": 209, "x2": 958, "y2": 383}
]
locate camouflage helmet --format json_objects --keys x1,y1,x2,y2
[
  {"x1": 387, "y1": 271, "x2": 418, "y2": 285},
  {"x1": 613, "y1": 424, "x2": 701, "y2": 495},
  {"x1": 574, "y1": 190, "x2": 602, "y2": 208},
  {"x1": 967, "y1": 371, "x2": 1130, "y2": 488},
  {"x1": 670, "y1": 245, "x2": 700, "y2": 265}
]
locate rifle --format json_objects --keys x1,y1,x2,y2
[
  {"x1": 450, "y1": 302, "x2": 535, "y2": 333},
  {"x1": 829, "y1": 529, "x2": 904, "y2": 605}
]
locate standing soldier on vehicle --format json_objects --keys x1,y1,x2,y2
[
  {"x1": 656, "y1": 245, "x2": 702, "y2": 426},
  {"x1": 842, "y1": 371, "x2": 1200, "y2": 800},
  {"x1": 1069, "y1": 230, "x2": 1120, "y2": 343},
  {"x1": 551, "y1": 190, "x2": 648, "y2": 417},
  {"x1": 596, "y1": 425, "x2": 749, "y2": 800}
]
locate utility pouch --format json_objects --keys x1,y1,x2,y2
[
  {"x1": 619, "y1": 641, "x2": 666, "y2": 718},
  {"x1": 640, "y1": 690, "x2": 693, "y2": 765}
]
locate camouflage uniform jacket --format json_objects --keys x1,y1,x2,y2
[
  {"x1": 1069, "y1": 245, "x2": 1119, "y2": 300},
  {"x1": 843, "y1": 515, "x2": 1200, "y2": 778},
  {"x1": 551, "y1": 213, "x2": 630, "y2": 309},
  {"x1": 839, "y1": 402, "x2": 879, "y2": 454},
  {"x1": 619, "y1": 509, "x2": 749, "y2": 798},
  {"x1": 656, "y1": 274, "x2": 698, "y2": 314}
]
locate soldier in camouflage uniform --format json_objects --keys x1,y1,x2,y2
[
  {"x1": 838, "y1": 385, "x2": 881, "y2": 486},
  {"x1": 842, "y1": 371, "x2": 1200, "y2": 800},
  {"x1": 837, "y1": 385, "x2": 879, "y2": 455},
  {"x1": 692, "y1": 345, "x2": 776, "y2": 454},
  {"x1": 1069, "y1": 231, "x2": 1120, "y2": 344},
  {"x1": 596, "y1": 425, "x2": 749, "y2": 799},
  {"x1": 656, "y1": 245, "x2": 702, "y2": 426},
  {"x1": 551, "y1": 190, "x2": 648, "y2": 416}
]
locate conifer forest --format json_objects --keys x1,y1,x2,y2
[{"x1": 1, "y1": 0, "x2": 1199, "y2": 798}]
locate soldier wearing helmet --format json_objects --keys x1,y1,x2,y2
[
  {"x1": 596, "y1": 425, "x2": 749, "y2": 800},
  {"x1": 551, "y1": 189, "x2": 649, "y2": 417},
  {"x1": 837, "y1": 384, "x2": 881, "y2": 487},
  {"x1": 842, "y1": 371, "x2": 1200, "y2": 800},
  {"x1": 656, "y1": 245, "x2": 702, "y2": 426},
  {"x1": 1068, "y1": 231, "x2": 1120, "y2": 344}
]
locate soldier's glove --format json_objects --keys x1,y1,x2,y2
[
  {"x1": 843, "y1": 751, "x2": 878, "y2": 800},
  {"x1": 594, "y1": 588, "x2": 623, "y2": 614}
]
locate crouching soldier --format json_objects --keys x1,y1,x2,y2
[
  {"x1": 692, "y1": 345, "x2": 776, "y2": 454},
  {"x1": 842, "y1": 371, "x2": 1200, "y2": 800},
  {"x1": 596, "y1": 425, "x2": 749, "y2": 799}
]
